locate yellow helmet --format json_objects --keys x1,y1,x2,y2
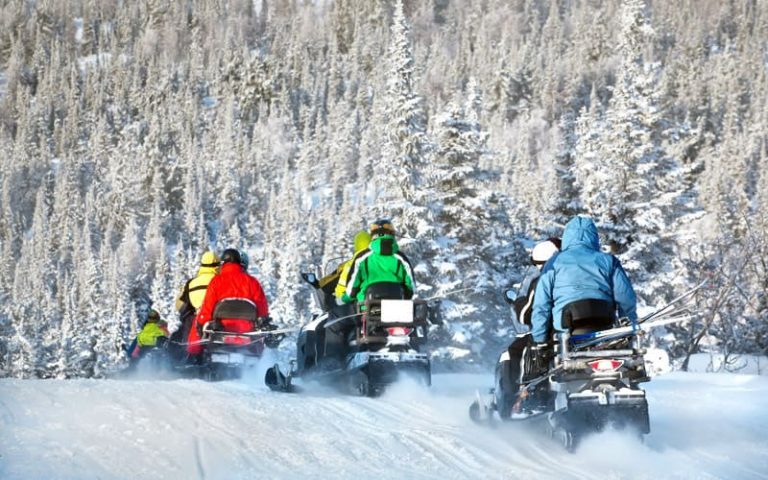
[
  {"x1": 200, "y1": 251, "x2": 221, "y2": 268},
  {"x1": 353, "y1": 230, "x2": 372, "y2": 252}
]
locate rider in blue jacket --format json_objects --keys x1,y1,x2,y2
[{"x1": 530, "y1": 216, "x2": 637, "y2": 343}]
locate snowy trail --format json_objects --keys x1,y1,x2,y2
[{"x1": 1, "y1": 371, "x2": 767, "y2": 480}]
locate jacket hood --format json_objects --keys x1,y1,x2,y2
[
  {"x1": 197, "y1": 266, "x2": 218, "y2": 276},
  {"x1": 561, "y1": 216, "x2": 600, "y2": 251},
  {"x1": 353, "y1": 230, "x2": 372, "y2": 253},
  {"x1": 218, "y1": 262, "x2": 243, "y2": 275},
  {"x1": 369, "y1": 235, "x2": 399, "y2": 255}
]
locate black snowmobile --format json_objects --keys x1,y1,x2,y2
[
  {"x1": 471, "y1": 295, "x2": 652, "y2": 451},
  {"x1": 471, "y1": 283, "x2": 702, "y2": 451},
  {"x1": 179, "y1": 298, "x2": 286, "y2": 381},
  {"x1": 266, "y1": 272, "x2": 432, "y2": 396},
  {"x1": 114, "y1": 337, "x2": 174, "y2": 379}
]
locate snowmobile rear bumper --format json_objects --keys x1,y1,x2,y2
[{"x1": 557, "y1": 389, "x2": 650, "y2": 434}]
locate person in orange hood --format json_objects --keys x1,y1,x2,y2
[{"x1": 186, "y1": 248, "x2": 269, "y2": 356}]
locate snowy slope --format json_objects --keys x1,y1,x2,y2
[{"x1": 1, "y1": 369, "x2": 767, "y2": 480}]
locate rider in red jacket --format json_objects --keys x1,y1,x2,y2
[{"x1": 186, "y1": 249, "x2": 269, "y2": 355}]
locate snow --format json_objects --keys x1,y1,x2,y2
[
  {"x1": 73, "y1": 18, "x2": 84, "y2": 43},
  {"x1": 2, "y1": 371, "x2": 767, "y2": 479},
  {"x1": 201, "y1": 96, "x2": 218, "y2": 109},
  {"x1": 681, "y1": 353, "x2": 768, "y2": 375},
  {"x1": 77, "y1": 53, "x2": 113, "y2": 72}
]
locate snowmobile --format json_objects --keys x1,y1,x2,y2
[
  {"x1": 470, "y1": 282, "x2": 704, "y2": 451},
  {"x1": 180, "y1": 298, "x2": 287, "y2": 381},
  {"x1": 471, "y1": 303, "x2": 651, "y2": 450},
  {"x1": 265, "y1": 272, "x2": 432, "y2": 396},
  {"x1": 111, "y1": 337, "x2": 174, "y2": 379}
]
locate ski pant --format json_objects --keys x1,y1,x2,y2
[
  {"x1": 496, "y1": 333, "x2": 531, "y2": 393},
  {"x1": 169, "y1": 310, "x2": 195, "y2": 361}
]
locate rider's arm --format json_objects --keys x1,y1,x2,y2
[
  {"x1": 530, "y1": 270, "x2": 554, "y2": 343},
  {"x1": 396, "y1": 252, "x2": 415, "y2": 298},
  {"x1": 344, "y1": 253, "x2": 367, "y2": 303},
  {"x1": 175, "y1": 281, "x2": 189, "y2": 312},
  {"x1": 195, "y1": 277, "x2": 218, "y2": 325},
  {"x1": 252, "y1": 278, "x2": 269, "y2": 317},
  {"x1": 611, "y1": 257, "x2": 638, "y2": 324},
  {"x1": 335, "y1": 259, "x2": 353, "y2": 299}
]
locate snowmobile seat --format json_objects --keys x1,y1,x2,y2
[
  {"x1": 365, "y1": 282, "x2": 408, "y2": 301},
  {"x1": 212, "y1": 298, "x2": 259, "y2": 321},
  {"x1": 211, "y1": 298, "x2": 260, "y2": 333},
  {"x1": 561, "y1": 299, "x2": 615, "y2": 335}
]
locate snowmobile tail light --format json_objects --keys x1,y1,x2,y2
[
  {"x1": 386, "y1": 327, "x2": 412, "y2": 336},
  {"x1": 223, "y1": 335, "x2": 251, "y2": 345},
  {"x1": 588, "y1": 359, "x2": 624, "y2": 372}
]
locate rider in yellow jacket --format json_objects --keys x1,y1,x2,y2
[
  {"x1": 171, "y1": 251, "x2": 220, "y2": 359},
  {"x1": 128, "y1": 309, "x2": 169, "y2": 360},
  {"x1": 335, "y1": 231, "x2": 372, "y2": 299},
  {"x1": 175, "y1": 251, "x2": 221, "y2": 313}
]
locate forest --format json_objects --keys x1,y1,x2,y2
[{"x1": 0, "y1": 0, "x2": 766, "y2": 378}]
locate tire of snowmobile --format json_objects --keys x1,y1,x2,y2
[
  {"x1": 469, "y1": 400, "x2": 482, "y2": 423},
  {"x1": 265, "y1": 364, "x2": 294, "y2": 393},
  {"x1": 203, "y1": 367, "x2": 218, "y2": 382},
  {"x1": 496, "y1": 389, "x2": 513, "y2": 420},
  {"x1": 555, "y1": 427, "x2": 579, "y2": 453},
  {"x1": 202, "y1": 364, "x2": 240, "y2": 382},
  {"x1": 349, "y1": 371, "x2": 375, "y2": 397}
]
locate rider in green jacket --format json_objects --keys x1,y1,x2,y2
[{"x1": 342, "y1": 219, "x2": 415, "y2": 303}]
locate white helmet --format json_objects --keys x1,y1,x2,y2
[{"x1": 531, "y1": 238, "x2": 560, "y2": 266}]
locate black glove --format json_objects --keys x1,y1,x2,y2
[
  {"x1": 265, "y1": 333, "x2": 284, "y2": 349},
  {"x1": 258, "y1": 316, "x2": 273, "y2": 329}
]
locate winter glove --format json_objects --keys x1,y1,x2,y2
[
  {"x1": 265, "y1": 332, "x2": 284, "y2": 349},
  {"x1": 257, "y1": 316, "x2": 273, "y2": 329}
]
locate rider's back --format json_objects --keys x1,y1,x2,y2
[
  {"x1": 531, "y1": 216, "x2": 636, "y2": 342},
  {"x1": 345, "y1": 234, "x2": 414, "y2": 303}
]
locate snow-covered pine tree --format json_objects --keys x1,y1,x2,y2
[
  {"x1": 370, "y1": 0, "x2": 434, "y2": 249},
  {"x1": 574, "y1": 0, "x2": 686, "y2": 304},
  {"x1": 428, "y1": 92, "x2": 516, "y2": 362}
]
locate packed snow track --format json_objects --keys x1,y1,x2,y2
[{"x1": 1, "y1": 371, "x2": 767, "y2": 479}]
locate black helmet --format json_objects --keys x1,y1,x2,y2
[
  {"x1": 147, "y1": 309, "x2": 161, "y2": 323},
  {"x1": 221, "y1": 248, "x2": 242, "y2": 265},
  {"x1": 370, "y1": 219, "x2": 396, "y2": 239}
]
